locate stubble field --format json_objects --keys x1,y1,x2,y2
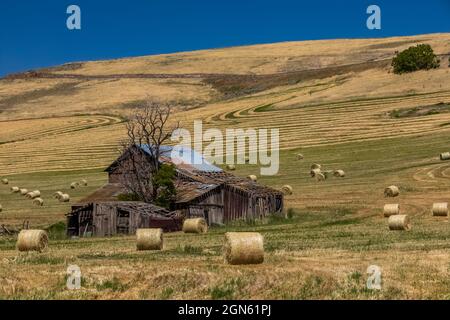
[{"x1": 0, "y1": 33, "x2": 449, "y2": 299}]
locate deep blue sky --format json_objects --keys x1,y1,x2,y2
[{"x1": 0, "y1": 0, "x2": 449, "y2": 76}]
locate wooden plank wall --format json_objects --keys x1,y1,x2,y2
[
  {"x1": 223, "y1": 188, "x2": 249, "y2": 222},
  {"x1": 93, "y1": 203, "x2": 117, "y2": 237}
]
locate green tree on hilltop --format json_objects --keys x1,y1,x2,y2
[{"x1": 392, "y1": 44, "x2": 440, "y2": 74}]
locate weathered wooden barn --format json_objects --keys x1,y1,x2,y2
[
  {"x1": 66, "y1": 184, "x2": 182, "y2": 237},
  {"x1": 104, "y1": 145, "x2": 284, "y2": 224},
  {"x1": 67, "y1": 145, "x2": 283, "y2": 237},
  {"x1": 174, "y1": 170, "x2": 283, "y2": 224},
  {"x1": 67, "y1": 201, "x2": 182, "y2": 237}
]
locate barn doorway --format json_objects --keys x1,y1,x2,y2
[
  {"x1": 116, "y1": 209, "x2": 130, "y2": 234},
  {"x1": 203, "y1": 209, "x2": 209, "y2": 225}
]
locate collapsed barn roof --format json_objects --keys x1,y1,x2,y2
[{"x1": 176, "y1": 170, "x2": 283, "y2": 197}]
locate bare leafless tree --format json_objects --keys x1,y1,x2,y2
[{"x1": 118, "y1": 100, "x2": 179, "y2": 202}]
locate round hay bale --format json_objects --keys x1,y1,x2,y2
[
  {"x1": 17, "y1": 229, "x2": 48, "y2": 252},
  {"x1": 70, "y1": 182, "x2": 79, "y2": 189},
  {"x1": 11, "y1": 186, "x2": 20, "y2": 193},
  {"x1": 33, "y1": 198, "x2": 44, "y2": 206},
  {"x1": 432, "y1": 202, "x2": 448, "y2": 217},
  {"x1": 20, "y1": 188, "x2": 28, "y2": 195},
  {"x1": 440, "y1": 152, "x2": 450, "y2": 161},
  {"x1": 296, "y1": 153, "x2": 304, "y2": 160},
  {"x1": 53, "y1": 191, "x2": 63, "y2": 199},
  {"x1": 136, "y1": 228, "x2": 163, "y2": 251},
  {"x1": 26, "y1": 191, "x2": 40, "y2": 199},
  {"x1": 281, "y1": 185, "x2": 293, "y2": 195},
  {"x1": 383, "y1": 204, "x2": 400, "y2": 217},
  {"x1": 81, "y1": 179, "x2": 88, "y2": 186},
  {"x1": 226, "y1": 164, "x2": 236, "y2": 171},
  {"x1": 223, "y1": 232, "x2": 264, "y2": 265},
  {"x1": 333, "y1": 170, "x2": 345, "y2": 177},
  {"x1": 384, "y1": 186, "x2": 399, "y2": 197},
  {"x1": 1, "y1": 178, "x2": 9, "y2": 185},
  {"x1": 310, "y1": 168, "x2": 321, "y2": 177},
  {"x1": 248, "y1": 175, "x2": 257, "y2": 182},
  {"x1": 311, "y1": 164, "x2": 321, "y2": 170},
  {"x1": 388, "y1": 215, "x2": 411, "y2": 231},
  {"x1": 59, "y1": 194, "x2": 70, "y2": 202},
  {"x1": 25, "y1": 192, "x2": 36, "y2": 199},
  {"x1": 182, "y1": 218, "x2": 208, "y2": 234}
]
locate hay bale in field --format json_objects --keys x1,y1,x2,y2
[
  {"x1": 70, "y1": 182, "x2": 79, "y2": 189},
  {"x1": 388, "y1": 215, "x2": 411, "y2": 231},
  {"x1": 384, "y1": 185, "x2": 399, "y2": 197},
  {"x1": 20, "y1": 188, "x2": 28, "y2": 195},
  {"x1": 296, "y1": 153, "x2": 304, "y2": 160},
  {"x1": 248, "y1": 175, "x2": 257, "y2": 182},
  {"x1": 59, "y1": 194, "x2": 70, "y2": 202},
  {"x1": 310, "y1": 168, "x2": 321, "y2": 177},
  {"x1": 440, "y1": 152, "x2": 450, "y2": 161},
  {"x1": 136, "y1": 228, "x2": 163, "y2": 251},
  {"x1": 26, "y1": 191, "x2": 40, "y2": 199},
  {"x1": 333, "y1": 170, "x2": 345, "y2": 178},
  {"x1": 226, "y1": 164, "x2": 236, "y2": 171},
  {"x1": 81, "y1": 179, "x2": 88, "y2": 186},
  {"x1": 383, "y1": 204, "x2": 400, "y2": 217},
  {"x1": 182, "y1": 218, "x2": 208, "y2": 234},
  {"x1": 311, "y1": 164, "x2": 321, "y2": 170},
  {"x1": 281, "y1": 185, "x2": 293, "y2": 195},
  {"x1": 53, "y1": 191, "x2": 63, "y2": 199},
  {"x1": 432, "y1": 202, "x2": 448, "y2": 217},
  {"x1": 16, "y1": 229, "x2": 48, "y2": 252},
  {"x1": 33, "y1": 198, "x2": 44, "y2": 206},
  {"x1": 223, "y1": 232, "x2": 264, "y2": 265},
  {"x1": 11, "y1": 186, "x2": 20, "y2": 193},
  {"x1": 25, "y1": 192, "x2": 36, "y2": 199},
  {"x1": 1, "y1": 178, "x2": 9, "y2": 185}
]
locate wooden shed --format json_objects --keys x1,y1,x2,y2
[
  {"x1": 172, "y1": 169, "x2": 283, "y2": 224},
  {"x1": 66, "y1": 183, "x2": 182, "y2": 237},
  {"x1": 66, "y1": 201, "x2": 182, "y2": 237},
  {"x1": 190, "y1": 171, "x2": 283, "y2": 222}
]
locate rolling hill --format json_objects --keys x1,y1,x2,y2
[{"x1": 0, "y1": 33, "x2": 449, "y2": 299}]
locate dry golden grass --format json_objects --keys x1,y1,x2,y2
[
  {"x1": 50, "y1": 33, "x2": 450, "y2": 75},
  {"x1": 1, "y1": 33, "x2": 450, "y2": 299},
  {"x1": 0, "y1": 218, "x2": 448, "y2": 299},
  {"x1": 0, "y1": 78, "x2": 216, "y2": 121},
  {"x1": 2, "y1": 69, "x2": 450, "y2": 175}
]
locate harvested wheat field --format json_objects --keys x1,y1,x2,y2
[{"x1": 1, "y1": 33, "x2": 450, "y2": 299}]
